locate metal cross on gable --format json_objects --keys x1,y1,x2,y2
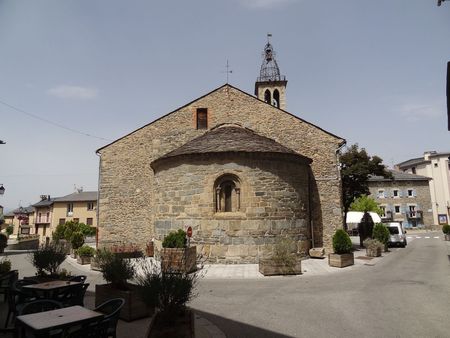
[{"x1": 223, "y1": 59, "x2": 233, "y2": 83}]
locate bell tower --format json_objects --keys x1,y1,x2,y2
[{"x1": 255, "y1": 35, "x2": 287, "y2": 110}]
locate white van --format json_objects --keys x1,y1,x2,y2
[{"x1": 385, "y1": 222, "x2": 407, "y2": 247}]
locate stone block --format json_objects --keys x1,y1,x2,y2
[{"x1": 309, "y1": 247, "x2": 325, "y2": 258}]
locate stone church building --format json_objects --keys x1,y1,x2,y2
[{"x1": 96, "y1": 41, "x2": 346, "y2": 263}]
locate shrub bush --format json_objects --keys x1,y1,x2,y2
[
  {"x1": 332, "y1": 229, "x2": 353, "y2": 254},
  {"x1": 136, "y1": 261, "x2": 198, "y2": 321},
  {"x1": 100, "y1": 252, "x2": 135, "y2": 290},
  {"x1": 442, "y1": 224, "x2": 450, "y2": 235},
  {"x1": 29, "y1": 243, "x2": 66, "y2": 276},
  {"x1": 77, "y1": 245, "x2": 95, "y2": 257},
  {"x1": 0, "y1": 257, "x2": 11, "y2": 274},
  {"x1": 162, "y1": 229, "x2": 187, "y2": 248},
  {"x1": 372, "y1": 223, "x2": 390, "y2": 247},
  {"x1": 70, "y1": 232, "x2": 84, "y2": 250},
  {"x1": 271, "y1": 237, "x2": 297, "y2": 268},
  {"x1": 363, "y1": 238, "x2": 384, "y2": 250}
]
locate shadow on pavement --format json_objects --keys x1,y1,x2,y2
[{"x1": 193, "y1": 309, "x2": 294, "y2": 338}]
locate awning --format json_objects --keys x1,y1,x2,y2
[{"x1": 346, "y1": 211, "x2": 381, "y2": 224}]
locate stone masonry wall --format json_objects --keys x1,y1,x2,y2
[
  {"x1": 152, "y1": 154, "x2": 309, "y2": 263},
  {"x1": 97, "y1": 85, "x2": 344, "y2": 253},
  {"x1": 368, "y1": 180, "x2": 433, "y2": 227}
]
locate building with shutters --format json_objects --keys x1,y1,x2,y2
[
  {"x1": 396, "y1": 151, "x2": 450, "y2": 226},
  {"x1": 368, "y1": 170, "x2": 433, "y2": 228}
]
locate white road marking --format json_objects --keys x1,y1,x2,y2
[
  {"x1": 425, "y1": 236, "x2": 430, "y2": 239},
  {"x1": 407, "y1": 236, "x2": 413, "y2": 239},
  {"x1": 416, "y1": 236, "x2": 422, "y2": 239},
  {"x1": 434, "y1": 236, "x2": 440, "y2": 239}
]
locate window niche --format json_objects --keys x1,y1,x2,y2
[
  {"x1": 196, "y1": 108, "x2": 208, "y2": 130},
  {"x1": 214, "y1": 174, "x2": 241, "y2": 213}
]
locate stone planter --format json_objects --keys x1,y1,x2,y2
[
  {"x1": 160, "y1": 246, "x2": 197, "y2": 273},
  {"x1": 366, "y1": 247, "x2": 382, "y2": 257},
  {"x1": 95, "y1": 283, "x2": 153, "y2": 322},
  {"x1": 258, "y1": 258, "x2": 302, "y2": 276},
  {"x1": 328, "y1": 253, "x2": 354, "y2": 268},
  {"x1": 444, "y1": 234, "x2": 450, "y2": 241},
  {"x1": 77, "y1": 255, "x2": 92, "y2": 265}
]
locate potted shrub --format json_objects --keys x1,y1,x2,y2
[
  {"x1": 328, "y1": 229, "x2": 354, "y2": 268},
  {"x1": 0, "y1": 257, "x2": 11, "y2": 275},
  {"x1": 259, "y1": 237, "x2": 302, "y2": 276},
  {"x1": 442, "y1": 224, "x2": 450, "y2": 241},
  {"x1": 28, "y1": 243, "x2": 67, "y2": 281},
  {"x1": 0, "y1": 234, "x2": 7, "y2": 254},
  {"x1": 95, "y1": 251, "x2": 152, "y2": 321},
  {"x1": 363, "y1": 238, "x2": 383, "y2": 257},
  {"x1": 372, "y1": 223, "x2": 390, "y2": 252},
  {"x1": 136, "y1": 260, "x2": 199, "y2": 337},
  {"x1": 160, "y1": 229, "x2": 196, "y2": 273},
  {"x1": 76, "y1": 245, "x2": 95, "y2": 265}
]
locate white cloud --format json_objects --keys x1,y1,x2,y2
[
  {"x1": 237, "y1": 0, "x2": 297, "y2": 9},
  {"x1": 398, "y1": 102, "x2": 444, "y2": 122},
  {"x1": 47, "y1": 85, "x2": 98, "y2": 100}
]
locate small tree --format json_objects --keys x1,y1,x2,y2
[
  {"x1": 372, "y1": 223, "x2": 390, "y2": 251},
  {"x1": 442, "y1": 224, "x2": 450, "y2": 235},
  {"x1": 349, "y1": 195, "x2": 382, "y2": 215},
  {"x1": 162, "y1": 229, "x2": 187, "y2": 248},
  {"x1": 341, "y1": 144, "x2": 392, "y2": 228},
  {"x1": 29, "y1": 243, "x2": 66, "y2": 276},
  {"x1": 5, "y1": 225, "x2": 14, "y2": 237},
  {"x1": 70, "y1": 232, "x2": 84, "y2": 250},
  {"x1": 100, "y1": 253, "x2": 135, "y2": 290}
]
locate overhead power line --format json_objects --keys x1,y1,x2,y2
[{"x1": 0, "y1": 99, "x2": 112, "y2": 142}]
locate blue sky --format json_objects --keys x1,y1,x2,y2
[{"x1": 0, "y1": 0, "x2": 449, "y2": 210}]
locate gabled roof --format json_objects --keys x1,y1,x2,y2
[
  {"x1": 396, "y1": 157, "x2": 429, "y2": 169},
  {"x1": 32, "y1": 199, "x2": 55, "y2": 207},
  {"x1": 53, "y1": 191, "x2": 97, "y2": 202},
  {"x1": 151, "y1": 124, "x2": 312, "y2": 168},
  {"x1": 96, "y1": 84, "x2": 345, "y2": 154},
  {"x1": 369, "y1": 170, "x2": 430, "y2": 182}
]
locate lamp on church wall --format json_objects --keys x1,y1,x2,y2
[{"x1": 0, "y1": 184, "x2": 5, "y2": 196}]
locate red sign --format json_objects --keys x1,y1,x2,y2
[{"x1": 186, "y1": 226, "x2": 193, "y2": 238}]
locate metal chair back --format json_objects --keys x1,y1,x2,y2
[{"x1": 94, "y1": 298, "x2": 125, "y2": 338}]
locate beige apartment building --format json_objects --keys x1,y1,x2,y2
[
  {"x1": 396, "y1": 151, "x2": 450, "y2": 226},
  {"x1": 32, "y1": 190, "x2": 98, "y2": 240},
  {"x1": 3, "y1": 206, "x2": 35, "y2": 236}
]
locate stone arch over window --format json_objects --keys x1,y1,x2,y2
[
  {"x1": 272, "y1": 89, "x2": 280, "y2": 108},
  {"x1": 264, "y1": 89, "x2": 271, "y2": 104},
  {"x1": 214, "y1": 174, "x2": 241, "y2": 212}
]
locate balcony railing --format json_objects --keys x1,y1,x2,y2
[{"x1": 407, "y1": 211, "x2": 423, "y2": 219}]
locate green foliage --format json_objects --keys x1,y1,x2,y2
[
  {"x1": 100, "y1": 252, "x2": 135, "y2": 289},
  {"x1": 349, "y1": 195, "x2": 382, "y2": 215},
  {"x1": 136, "y1": 261, "x2": 198, "y2": 319},
  {"x1": 332, "y1": 229, "x2": 353, "y2": 254},
  {"x1": 0, "y1": 257, "x2": 11, "y2": 274},
  {"x1": 5, "y1": 225, "x2": 14, "y2": 237},
  {"x1": 363, "y1": 238, "x2": 383, "y2": 250},
  {"x1": 162, "y1": 229, "x2": 187, "y2": 248},
  {"x1": 29, "y1": 243, "x2": 66, "y2": 276},
  {"x1": 341, "y1": 144, "x2": 392, "y2": 215},
  {"x1": 442, "y1": 224, "x2": 450, "y2": 235},
  {"x1": 77, "y1": 245, "x2": 95, "y2": 257},
  {"x1": 372, "y1": 223, "x2": 390, "y2": 246},
  {"x1": 70, "y1": 232, "x2": 84, "y2": 250},
  {"x1": 52, "y1": 223, "x2": 67, "y2": 242},
  {"x1": 53, "y1": 221, "x2": 95, "y2": 244}
]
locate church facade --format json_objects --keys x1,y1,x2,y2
[{"x1": 96, "y1": 41, "x2": 346, "y2": 262}]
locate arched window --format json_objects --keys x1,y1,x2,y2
[
  {"x1": 273, "y1": 89, "x2": 280, "y2": 108},
  {"x1": 264, "y1": 89, "x2": 271, "y2": 104},
  {"x1": 214, "y1": 174, "x2": 241, "y2": 212}
]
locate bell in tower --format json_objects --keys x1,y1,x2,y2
[{"x1": 255, "y1": 34, "x2": 288, "y2": 110}]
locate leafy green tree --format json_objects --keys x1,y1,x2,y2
[
  {"x1": 340, "y1": 144, "x2": 391, "y2": 226},
  {"x1": 349, "y1": 195, "x2": 382, "y2": 215},
  {"x1": 372, "y1": 223, "x2": 390, "y2": 252}
]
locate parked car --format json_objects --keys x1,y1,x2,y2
[{"x1": 384, "y1": 222, "x2": 407, "y2": 247}]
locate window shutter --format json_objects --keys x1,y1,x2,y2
[
  {"x1": 398, "y1": 190, "x2": 403, "y2": 197},
  {"x1": 384, "y1": 191, "x2": 388, "y2": 198},
  {"x1": 416, "y1": 203, "x2": 421, "y2": 211},
  {"x1": 413, "y1": 189, "x2": 417, "y2": 197},
  {"x1": 400, "y1": 205, "x2": 406, "y2": 213}
]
